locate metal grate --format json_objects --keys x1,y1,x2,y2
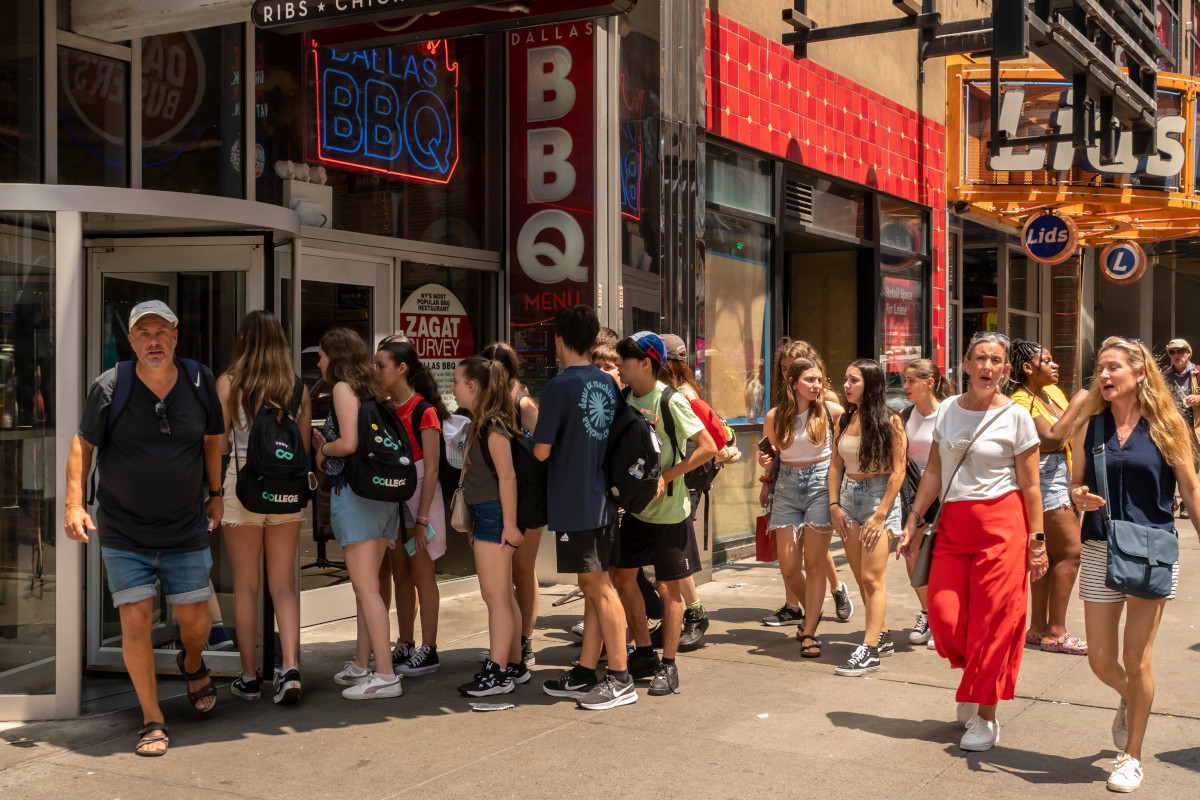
[{"x1": 784, "y1": 178, "x2": 814, "y2": 225}]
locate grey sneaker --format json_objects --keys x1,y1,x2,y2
[
  {"x1": 576, "y1": 674, "x2": 638, "y2": 710},
  {"x1": 910, "y1": 610, "x2": 932, "y2": 644},
  {"x1": 832, "y1": 582, "x2": 854, "y2": 621},
  {"x1": 761, "y1": 604, "x2": 804, "y2": 626},
  {"x1": 647, "y1": 661, "x2": 680, "y2": 696}
]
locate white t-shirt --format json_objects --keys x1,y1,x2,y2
[
  {"x1": 932, "y1": 396, "x2": 1040, "y2": 502},
  {"x1": 904, "y1": 406, "x2": 938, "y2": 472}
]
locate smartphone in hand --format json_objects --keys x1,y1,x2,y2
[{"x1": 404, "y1": 522, "x2": 438, "y2": 556}]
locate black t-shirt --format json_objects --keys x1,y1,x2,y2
[{"x1": 78, "y1": 361, "x2": 223, "y2": 552}]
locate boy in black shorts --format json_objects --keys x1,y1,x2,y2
[
  {"x1": 533, "y1": 306, "x2": 635, "y2": 710},
  {"x1": 613, "y1": 332, "x2": 716, "y2": 695}
]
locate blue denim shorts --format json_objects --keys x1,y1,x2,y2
[
  {"x1": 770, "y1": 462, "x2": 832, "y2": 530},
  {"x1": 101, "y1": 546, "x2": 213, "y2": 607},
  {"x1": 839, "y1": 475, "x2": 903, "y2": 532},
  {"x1": 468, "y1": 498, "x2": 523, "y2": 545},
  {"x1": 330, "y1": 485, "x2": 400, "y2": 547},
  {"x1": 1039, "y1": 453, "x2": 1072, "y2": 512}
]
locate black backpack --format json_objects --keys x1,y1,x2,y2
[
  {"x1": 410, "y1": 399, "x2": 463, "y2": 501},
  {"x1": 235, "y1": 377, "x2": 310, "y2": 514},
  {"x1": 605, "y1": 388, "x2": 663, "y2": 514},
  {"x1": 480, "y1": 423, "x2": 549, "y2": 530},
  {"x1": 347, "y1": 393, "x2": 418, "y2": 502},
  {"x1": 899, "y1": 404, "x2": 939, "y2": 525}
]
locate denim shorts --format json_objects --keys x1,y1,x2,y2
[
  {"x1": 468, "y1": 498, "x2": 523, "y2": 545},
  {"x1": 770, "y1": 461, "x2": 832, "y2": 530},
  {"x1": 101, "y1": 546, "x2": 213, "y2": 607},
  {"x1": 330, "y1": 485, "x2": 400, "y2": 547},
  {"x1": 1039, "y1": 453, "x2": 1072, "y2": 512},
  {"x1": 839, "y1": 475, "x2": 903, "y2": 532}
]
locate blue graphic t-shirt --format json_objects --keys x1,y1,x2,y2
[{"x1": 534, "y1": 364, "x2": 618, "y2": 532}]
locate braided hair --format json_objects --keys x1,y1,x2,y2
[{"x1": 1007, "y1": 339, "x2": 1044, "y2": 395}]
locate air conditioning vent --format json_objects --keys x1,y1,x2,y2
[{"x1": 785, "y1": 178, "x2": 814, "y2": 225}]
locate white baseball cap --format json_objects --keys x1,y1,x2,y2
[{"x1": 129, "y1": 300, "x2": 179, "y2": 329}]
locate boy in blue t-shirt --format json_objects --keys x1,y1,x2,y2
[{"x1": 533, "y1": 305, "x2": 636, "y2": 710}]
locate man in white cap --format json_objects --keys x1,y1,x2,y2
[
  {"x1": 62, "y1": 300, "x2": 225, "y2": 755},
  {"x1": 1163, "y1": 338, "x2": 1200, "y2": 516}
]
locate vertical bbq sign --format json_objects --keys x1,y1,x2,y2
[{"x1": 508, "y1": 22, "x2": 597, "y2": 365}]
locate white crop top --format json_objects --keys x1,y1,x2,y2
[{"x1": 779, "y1": 409, "x2": 832, "y2": 462}]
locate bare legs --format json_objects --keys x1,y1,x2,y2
[
  {"x1": 577, "y1": 571, "x2": 628, "y2": 673},
  {"x1": 474, "y1": 541, "x2": 521, "y2": 665},
  {"x1": 1085, "y1": 598, "x2": 1166, "y2": 760},
  {"x1": 841, "y1": 524, "x2": 890, "y2": 646},
  {"x1": 512, "y1": 527, "x2": 543, "y2": 639},
  {"x1": 773, "y1": 526, "x2": 807, "y2": 615},
  {"x1": 344, "y1": 538, "x2": 393, "y2": 675},
  {"x1": 1028, "y1": 505, "x2": 1083, "y2": 641},
  {"x1": 797, "y1": 526, "x2": 834, "y2": 641},
  {"x1": 224, "y1": 522, "x2": 302, "y2": 675}
]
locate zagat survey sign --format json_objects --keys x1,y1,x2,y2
[{"x1": 312, "y1": 39, "x2": 459, "y2": 184}]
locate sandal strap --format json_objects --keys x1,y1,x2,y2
[
  {"x1": 176, "y1": 650, "x2": 210, "y2": 681},
  {"x1": 138, "y1": 721, "x2": 168, "y2": 736},
  {"x1": 187, "y1": 680, "x2": 218, "y2": 704}
]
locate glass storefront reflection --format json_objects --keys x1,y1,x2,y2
[{"x1": 0, "y1": 213, "x2": 55, "y2": 694}]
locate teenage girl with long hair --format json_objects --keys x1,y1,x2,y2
[
  {"x1": 313, "y1": 328, "x2": 403, "y2": 700},
  {"x1": 374, "y1": 341, "x2": 450, "y2": 678},
  {"x1": 762, "y1": 358, "x2": 843, "y2": 654},
  {"x1": 826, "y1": 359, "x2": 906, "y2": 675},
  {"x1": 218, "y1": 310, "x2": 310, "y2": 704},
  {"x1": 759, "y1": 339, "x2": 853, "y2": 626},
  {"x1": 1068, "y1": 337, "x2": 1200, "y2": 791},
  {"x1": 1007, "y1": 339, "x2": 1090, "y2": 656},
  {"x1": 898, "y1": 358, "x2": 952, "y2": 648},
  {"x1": 452, "y1": 355, "x2": 528, "y2": 696},
  {"x1": 480, "y1": 342, "x2": 542, "y2": 666}
]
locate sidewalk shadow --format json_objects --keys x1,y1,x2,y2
[
  {"x1": 1156, "y1": 747, "x2": 1200, "y2": 772},
  {"x1": 827, "y1": 710, "x2": 1111, "y2": 785}
]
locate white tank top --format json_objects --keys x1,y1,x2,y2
[
  {"x1": 778, "y1": 408, "x2": 832, "y2": 462},
  {"x1": 230, "y1": 407, "x2": 251, "y2": 459}
]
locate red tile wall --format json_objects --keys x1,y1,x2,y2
[{"x1": 706, "y1": 10, "x2": 947, "y2": 370}]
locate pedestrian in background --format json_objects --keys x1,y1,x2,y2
[{"x1": 1161, "y1": 337, "x2": 1200, "y2": 518}]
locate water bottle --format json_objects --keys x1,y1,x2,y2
[{"x1": 629, "y1": 457, "x2": 645, "y2": 480}]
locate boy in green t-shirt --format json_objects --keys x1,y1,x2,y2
[{"x1": 613, "y1": 332, "x2": 716, "y2": 696}]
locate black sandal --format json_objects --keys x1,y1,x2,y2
[
  {"x1": 135, "y1": 721, "x2": 169, "y2": 756},
  {"x1": 797, "y1": 634, "x2": 822, "y2": 658},
  {"x1": 176, "y1": 650, "x2": 217, "y2": 713}
]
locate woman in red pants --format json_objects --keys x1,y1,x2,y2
[{"x1": 898, "y1": 331, "x2": 1047, "y2": 752}]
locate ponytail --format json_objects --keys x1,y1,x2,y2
[
  {"x1": 460, "y1": 355, "x2": 517, "y2": 447},
  {"x1": 905, "y1": 358, "x2": 952, "y2": 400}
]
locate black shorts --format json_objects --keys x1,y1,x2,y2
[
  {"x1": 614, "y1": 514, "x2": 700, "y2": 582},
  {"x1": 555, "y1": 521, "x2": 618, "y2": 574}
]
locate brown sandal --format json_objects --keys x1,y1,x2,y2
[{"x1": 176, "y1": 650, "x2": 217, "y2": 713}]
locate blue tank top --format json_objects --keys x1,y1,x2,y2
[{"x1": 1080, "y1": 410, "x2": 1177, "y2": 543}]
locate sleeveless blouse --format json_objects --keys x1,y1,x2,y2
[{"x1": 1080, "y1": 410, "x2": 1176, "y2": 543}]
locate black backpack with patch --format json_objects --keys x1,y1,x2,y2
[
  {"x1": 347, "y1": 393, "x2": 418, "y2": 502},
  {"x1": 480, "y1": 422, "x2": 549, "y2": 530},
  {"x1": 605, "y1": 388, "x2": 663, "y2": 514},
  {"x1": 235, "y1": 377, "x2": 311, "y2": 514}
]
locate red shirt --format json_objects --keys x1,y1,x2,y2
[{"x1": 391, "y1": 393, "x2": 442, "y2": 463}]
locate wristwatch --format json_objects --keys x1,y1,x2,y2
[
  {"x1": 1029, "y1": 532, "x2": 1045, "y2": 542},
  {"x1": 209, "y1": 488, "x2": 225, "y2": 498}
]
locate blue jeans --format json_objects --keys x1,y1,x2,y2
[
  {"x1": 468, "y1": 498, "x2": 524, "y2": 545},
  {"x1": 839, "y1": 475, "x2": 903, "y2": 532},
  {"x1": 101, "y1": 546, "x2": 213, "y2": 607}
]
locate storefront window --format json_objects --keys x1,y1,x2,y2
[
  {"x1": 256, "y1": 30, "x2": 304, "y2": 205},
  {"x1": 309, "y1": 35, "x2": 502, "y2": 250},
  {"x1": 58, "y1": 47, "x2": 129, "y2": 187},
  {"x1": 880, "y1": 259, "x2": 927, "y2": 400},
  {"x1": 0, "y1": 0, "x2": 42, "y2": 183},
  {"x1": 701, "y1": 211, "x2": 769, "y2": 546},
  {"x1": 880, "y1": 200, "x2": 927, "y2": 256},
  {"x1": 0, "y1": 212, "x2": 55, "y2": 694},
  {"x1": 141, "y1": 25, "x2": 245, "y2": 198},
  {"x1": 705, "y1": 144, "x2": 772, "y2": 217},
  {"x1": 810, "y1": 180, "x2": 869, "y2": 241}
]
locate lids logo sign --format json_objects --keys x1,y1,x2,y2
[
  {"x1": 1021, "y1": 213, "x2": 1077, "y2": 264},
  {"x1": 1100, "y1": 241, "x2": 1147, "y2": 284}
]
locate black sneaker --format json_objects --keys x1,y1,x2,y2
[
  {"x1": 521, "y1": 636, "x2": 535, "y2": 667},
  {"x1": 397, "y1": 644, "x2": 440, "y2": 677},
  {"x1": 542, "y1": 669, "x2": 598, "y2": 699},
  {"x1": 762, "y1": 604, "x2": 804, "y2": 626},
  {"x1": 628, "y1": 648, "x2": 661, "y2": 680},
  {"x1": 648, "y1": 619, "x2": 664, "y2": 648},
  {"x1": 834, "y1": 644, "x2": 881, "y2": 676},
  {"x1": 392, "y1": 639, "x2": 415, "y2": 663},
  {"x1": 273, "y1": 668, "x2": 301, "y2": 705},
  {"x1": 458, "y1": 661, "x2": 514, "y2": 697},
  {"x1": 877, "y1": 631, "x2": 895, "y2": 657},
  {"x1": 678, "y1": 606, "x2": 710, "y2": 651},
  {"x1": 576, "y1": 674, "x2": 638, "y2": 710},
  {"x1": 231, "y1": 673, "x2": 261, "y2": 701},
  {"x1": 648, "y1": 661, "x2": 680, "y2": 696},
  {"x1": 832, "y1": 582, "x2": 854, "y2": 622},
  {"x1": 506, "y1": 662, "x2": 532, "y2": 685}
]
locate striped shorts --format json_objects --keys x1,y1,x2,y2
[{"x1": 1078, "y1": 539, "x2": 1179, "y2": 603}]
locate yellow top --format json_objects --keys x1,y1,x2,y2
[{"x1": 1010, "y1": 384, "x2": 1071, "y2": 468}]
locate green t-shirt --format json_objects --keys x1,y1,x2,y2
[{"x1": 627, "y1": 381, "x2": 705, "y2": 524}]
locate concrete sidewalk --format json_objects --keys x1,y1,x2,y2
[{"x1": 2, "y1": 525, "x2": 1199, "y2": 800}]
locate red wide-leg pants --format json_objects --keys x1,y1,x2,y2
[{"x1": 927, "y1": 490, "x2": 1029, "y2": 705}]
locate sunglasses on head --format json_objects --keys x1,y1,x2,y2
[{"x1": 154, "y1": 401, "x2": 171, "y2": 436}]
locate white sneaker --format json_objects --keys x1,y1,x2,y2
[
  {"x1": 927, "y1": 637, "x2": 937, "y2": 650},
  {"x1": 959, "y1": 715, "x2": 999, "y2": 751},
  {"x1": 342, "y1": 672, "x2": 403, "y2": 700},
  {"x1": 1112, "y1": 700, "x2": 1129, "y2": 750},
  {"x1": 333, "y1": 660, "x2": 370, "y2": 686},
  {"x1": 1107, "y1": 752, "x2": 1143, "y2": 792},
  {"x1": 909, "y1": 610, "x2": 933, "y2": 644},
  {"x1": 957, "y1": 702, "x2": 980, "y2": 726}
]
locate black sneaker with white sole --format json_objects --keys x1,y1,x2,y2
[
  {"x1": 678, "y1": 606, "x2": 710, "y2": 651},
  {"x1": 392, "y1": 639, "x2": 415, "y2": 664},
  {"x1": 877, "y1": 630, "x2": 895, "y2": 657},
  {"x1": 458, "y1": 661, "x2": 514, "y2": 697},
  {"x1": 647, "y1": 661, "x2": 680, "y2": 696},
  {"x1": 834, "y1": 644, "x2": 881, "y2": 676},
  {"x1": 506, "y1": 662, "x2": 532, "y2": 685},
  {"x1": 628, "y1": 649, "x2": 661, "y2": 680},
  {"x1": 397, "y1": 644, "x2": 440, "y2": 677},
  {"x1": 231, "y1": 673, "x2": 261, "y2": 701},
  {"x1": 543, "y1": 668, "x2": 598, "y2": 699},
  {"x1": 762, "y1": 604, "x2": 804, "y2": 626},
  {"x1": 576, "y1": 674, "x2": 638, "y2": 710},
  {"x1": 273, "y1": 668, "x2": 301, "y2": 705},
  {"x1": 832, "y1": 582, "x2": 854, "y2": 621}
]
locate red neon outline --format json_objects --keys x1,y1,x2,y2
[
  {"x1": 1021, "y1": 213, "x2": 1078, "y2": 265},
  {"x1": 1099, "y1": 241, "x2": 1147, "y2": 284},
  {"x1": 312, "y1": 41, "x2": 461, "y2": 186}
]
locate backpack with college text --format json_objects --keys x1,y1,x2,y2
[
  {"x1": 605, "y1": 388, "x2": 663, "y2": 514},
  {"x1": 235, "y1": 377, "x2": 311, "y2": 514},
  {"x1": 348, "y1": 393, "x2": 418, "y2": 502},
  {"x1": 480, "y1": 423, "x2": 549, "y2": 530}
]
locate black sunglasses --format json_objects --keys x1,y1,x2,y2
[
  {"x1": 1168, "y1": 347, "x2": 1188, "y2": 355},
  {"x1": 154, "y1": 401, "x2": 171, "y2": 435}
]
